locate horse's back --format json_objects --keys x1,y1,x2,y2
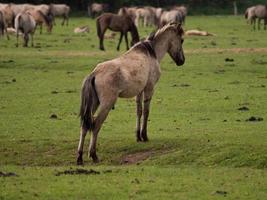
[
  {"x1": 15, "y1": 12, "x2": 36, "y2": 33},
  {"x1": 254, "y1": 5, "x2": 267, "y2": 18}
]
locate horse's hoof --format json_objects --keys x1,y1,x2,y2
[
  {"x1": 100, "y1": 47, "x2": 105, "y2": 51},
  {"x1": 90, "y1": 154, "x2": 99, "y2": 163}
]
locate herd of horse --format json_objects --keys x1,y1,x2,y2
[
  {"x1": 0, "y1": 3, "x2": 266, "y2": 165},
  {"x1": 0, "y1": 3, "x2": 70, "y2": 46}
]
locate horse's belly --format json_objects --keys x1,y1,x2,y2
[{"x1": 118, "y1": 78, "x2": 147, "y2": 98}]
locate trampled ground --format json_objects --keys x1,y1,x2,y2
[{"x1": 0, "y1": 16, "x2": 267, "y2": 199}]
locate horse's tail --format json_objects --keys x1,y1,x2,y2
[
  {"x1": 79, "y1": 74, "x2": 99, "y2": 131},
  {"x1": 96, "y1": 16, "x2": 101, "y2": 38}
]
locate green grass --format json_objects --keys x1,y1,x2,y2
[{"x1": 0, "y1": 16, "x2": 267, "y2": 199}]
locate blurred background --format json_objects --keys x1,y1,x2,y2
[{"x1": 1, "y1": 0, "x2": 267, "y2": 15}]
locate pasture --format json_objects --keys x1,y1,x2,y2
[{"x1": 1, "y1": 15, "x2": 267, "y2": 199}]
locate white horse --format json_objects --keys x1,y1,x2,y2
[
  {"x1": 77, "y1": 23, "x2": 185, "y2": 164},
  {"x1": 15, "y1": 12, "x2": 36, "y2": 47}
]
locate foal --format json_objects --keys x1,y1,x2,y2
[{"x1": 77, "y1": 23, "x2": 185, "y2": 164}]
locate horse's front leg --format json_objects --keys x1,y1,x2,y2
[
  {"x1": 77, "y1": 127, "x2": 88, "y2": 165},
  {"x1": 124, "y1": 32, "x2": 129, "y2": 50},
  {"x1": 141, "y1": 88, "x2": 154, "y2": 142},
  {"x1": 40, "y1": 24, "x2": 42, "y2": 34},
  {"x1": 136, "y1": 92, "x2": 143, "y2": 142},
  {"x1": 117, "y1": 32, "x2": 123, "y2": 51}
]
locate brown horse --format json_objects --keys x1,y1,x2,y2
[
  {"x1": 0, "y1": 9, "x2": 9, "y2": 39},
  {"x1": 96, "y1": 12, "x2": 140, "y2": 51},
  {"x1": 77, "y1": 23, "x2": 185, "y2": 164},
  {"x1": 26, "y1": 9, "x2": 53, "y2": 34}
]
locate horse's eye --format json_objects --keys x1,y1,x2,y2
[{"x1": 181, "y1": 39, "x2": 184, "y2": 44}]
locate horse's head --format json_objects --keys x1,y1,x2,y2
[
  {"x1": 46, "y1": 13, "x2": 54, "y2": 33},
  {"x1": 167, "y1": 23, "x2": 185, "y2": 66}
]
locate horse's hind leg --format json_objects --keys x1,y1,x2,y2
[
  {"x1": 89, "y1": 97, "x2": 117, "y2": 162},
  {"x1": 136, "y1": 92, "x2": 143, "y2": 142},
  {"x1": 117, "y1": 32, "x2": 123, "y2": 51},
  {"x1": 30, "y1": 32, "x2": 34, "y2": 47},
  {"x1": 77, "y1": 127, "x2": 88, "y2": 165},
  {"x1": 141, "y1": 87, "x2": 154, "y2": 142}
]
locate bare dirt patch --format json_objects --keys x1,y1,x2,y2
[{"x1": 121, "y1": 149, "x2": 171, "y2": 165}]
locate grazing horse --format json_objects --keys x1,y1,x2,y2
[
  {"x1": 0, "y1": 9, "x2": 9, "y2": 39},
  {"x1": 77, "y1": 22, "x2": 185, "y2": 164},
  {"x1": 96, "y1": 13, "x2": 140, "y2": 51},
  {"x1": 245, "y1": 6, "x2": 256, "y2": 25},
  {"x1": 26, "y1": 9, "x2": 53, "y2": 34},
  {"x1": 245, "y1": 5, "x2": 267, "y2": 30},
  {"x1": 15, "y1": 12, "x2": 36, "y2": 47},
  {"x1": 50, "y1": 4, "x2": 70, "y2": 26},
  {"x1": 253, "y1": 5, "x2": 267, "y2": 30}
]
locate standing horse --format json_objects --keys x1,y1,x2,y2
[
  {"x1": 0, "y1": 9, "x2": 9, "y2": 39},
  {"x1": 15, "y1": 12, "x2": 36, "y2": 47},
  {"x1": 245, "y1": 5, "x2": 267, "y2": 30},
  {"x1": 88, "y1": 3, "x2": 109, "y2": 18},
  {"x1": 253, "y1": 5, "x2": 267, "y2": 30},
  {"x1": 50, "y1": 4, "x2": 70, "y2": 26},
  {"x1": 159, "y1": 10, "x2": 183, "y2": 28},
  {"x1": 96, "y1": 13, "x2": 140, "y2": 51},
  {"x1": 77, "y1": 22, "x2": 185, "y2": 164},
  {"x1": 26, "y1": 9, "x2": 53, "y2": 34}
]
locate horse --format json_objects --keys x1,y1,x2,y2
[
  {"x1": 245, "y1": 5, "x2": 267, "y2": 30},
  {"x1": 88, "y1": 3, "x2": 109, "y2": 18},
  {"x1": 15, "y1": 12, "x2": 36, "y2": 47},
  {"x1": 172, "y1": 5, "x2": 187, "y2": 24},
  {"x1": 1, "y1": 4, "x2": 15, "y2": 28},
  {"x1": 118, "y1": 6, "x2": 137, "y2": 22},
  {"x1": 135, "y1": 7, "x2": 156, "y2": 27},
  {"x1": 253, "y1": 5, "x2": 267, "y2": 30},
  {"x1": 9, "y1": 3, "x2": 34, "y2": 16},
  {"x1": 26, "y1": 9, "x2": 53, "y2": 34},
  {"x1": 96, "y1": 12, "x2": 140, "y2": 51},
  {"x1": 245, "y1": 6, "x2": 256, "y2": 25},
  {"x1": 49, "y1": 4, "x2": 70, "y2": 26},
  {"x1": 76, "y1": 22, "x2": 185, "y2": 165},
  {"x1": 0, "y1": 9, "x2": 9, "y2": 39},
  {"x1": 159, "y1": 10, "x2": 183, "y2": 28}
]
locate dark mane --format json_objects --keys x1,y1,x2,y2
[{"x1": 133, "y1": 40, "x2": 156, "y2": 58}]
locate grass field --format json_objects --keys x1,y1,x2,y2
[{"x1": 1, "y1": 16, "x2": 267, "y2": 199}]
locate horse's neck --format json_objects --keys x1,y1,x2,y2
[{"x1": 153, "y1": 34, "x2": 169, "y2": 62}]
